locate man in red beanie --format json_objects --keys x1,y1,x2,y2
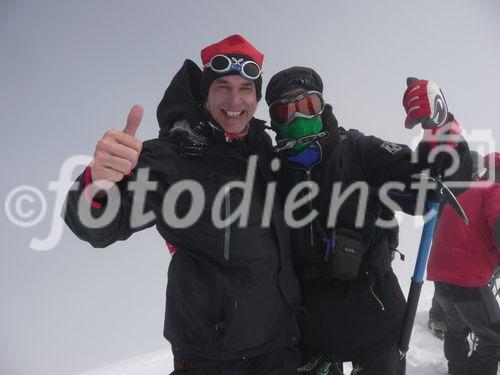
[
  {"x1": 62, "y1": 35, "x2": 301, "y2": 374},
  {"x1": 427, "y1": 151, "x2": 500, "y2": 375}
]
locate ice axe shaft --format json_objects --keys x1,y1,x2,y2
[{"x1": 398, "y1": 200, "x2": 440, "y2": 356}]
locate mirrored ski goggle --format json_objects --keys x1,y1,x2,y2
[
  {"x1": 205, "y1": 54, "x2": 261, "y2": 80},
  {"x1": 269, "y1": 91, "x2": 324, "y2": 127}
]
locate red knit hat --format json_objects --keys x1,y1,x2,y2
[
  {"x1": 201, "y1": 34, "x2": 264, "y2": 68},
  {"x1": 200, "y1": 35, "x2": 264, "y2": 100}
]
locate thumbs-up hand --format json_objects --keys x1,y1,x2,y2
[{"x1": 90, "y1": 105, "x2": 144, "y2": 190}]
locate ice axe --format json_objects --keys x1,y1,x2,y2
[{"x1": 398, "y1": 77, "x2": 469, "y2": 359}]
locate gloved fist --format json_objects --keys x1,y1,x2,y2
[{"x1": 403, "y1": 77, "x2": 449, "y2": 129}]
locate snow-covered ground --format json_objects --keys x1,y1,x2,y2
[
  {"x1": 75, "y1": 313, "x2": 450, "y2": 375},
  {"x1": 76, "y1": 308, "x2": 500, "y2": 375}
]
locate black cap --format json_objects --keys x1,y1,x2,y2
[{"x1": 265, "y1": 66, "x2": 323, "y2": 105}]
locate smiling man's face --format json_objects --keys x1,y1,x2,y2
[{"x1": 206, "y1": 75, "x2": 257, "y2": 134}]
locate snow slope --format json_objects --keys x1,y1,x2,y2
[
  {"x1": 74, "y1": 276, "x2": 500, "y2": 374},
  {"x1": 75, "y1": 306, "x2": 450, "y2": 375}
]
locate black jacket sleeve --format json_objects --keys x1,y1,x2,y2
[
  {"x1": 352, "y1": 131, "x2": 471, "y2": 188},
  {"x1": 348, "y1": 126, "x2": 472, "y2": 215}
]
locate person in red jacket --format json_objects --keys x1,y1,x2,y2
[
  {"x1": 427, "y1": 152, "x2": 500, "y2": 375},
  {"x1": 427, "y1": 151, "x2": 485, "y2": 339}
]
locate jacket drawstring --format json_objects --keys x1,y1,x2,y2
[{"x1": 370, "y1": 283, "x2": 386, "y2": 311}]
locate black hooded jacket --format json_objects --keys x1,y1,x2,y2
[
  {"x1": 277, "y1": 105, "x2": 472, "y2": 360},
  {"x1": 63, "y1": 60, "x2": 300, "y2": 360}
]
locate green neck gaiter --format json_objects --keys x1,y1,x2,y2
[{"x1": 277, "y1": 116, "x2": 323, "y2": 153}]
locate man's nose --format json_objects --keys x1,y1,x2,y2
[{"x1": 227, "y1": 89, "x2": 242, "y2": 107}]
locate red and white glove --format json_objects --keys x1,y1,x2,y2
[{"x1": 402, "y1": 77, "x2": 449, "y2": 129}]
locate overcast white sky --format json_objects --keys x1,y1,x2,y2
[{"x1": 1, "y1": 1, "x2": 499, "y2": 374}]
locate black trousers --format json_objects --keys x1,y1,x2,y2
[
  {"x1": 170, "y1": 346, "x2": 301, "y2": 375},
  {"x1": 434, "y1": 281, "x2": 500, "y2": 374},
  {"x1": 429, "y1": 285, "x2": 445, "y2": 322}
]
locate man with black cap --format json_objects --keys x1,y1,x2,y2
[
  {"x1": 427, "y1": 151, "x2": 500, "y2": 375},
  {"x1": 265, "y1": 67, "x2": 472, "y2": 374},
  {"x1": 62, "y1": 35, "x2": 301, "y2": 374}
]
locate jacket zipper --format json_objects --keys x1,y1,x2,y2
[
  {"x1": 283, "y1": 142, "x2": 323, "y2": 247},
  {"x1": 223, "y1": 186, "x2": 230, "y2": 261},
  {"x1": 205, "y1": 150, "x2": 244, "y2": 263},
  {"x1": 305, "y1": 169, "x2": 314, "y2": 246}
]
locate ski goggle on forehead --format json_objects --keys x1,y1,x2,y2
[
  {"x1": 205, "y1": 54, "x2": 262, "y2": 80},
  {"x1": 269, "y1": 91, "x2": 325, "y2": 127}
]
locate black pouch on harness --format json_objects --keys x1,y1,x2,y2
[{"x1": 325, "y1": 228, "x2": 366, "y2": 280}]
